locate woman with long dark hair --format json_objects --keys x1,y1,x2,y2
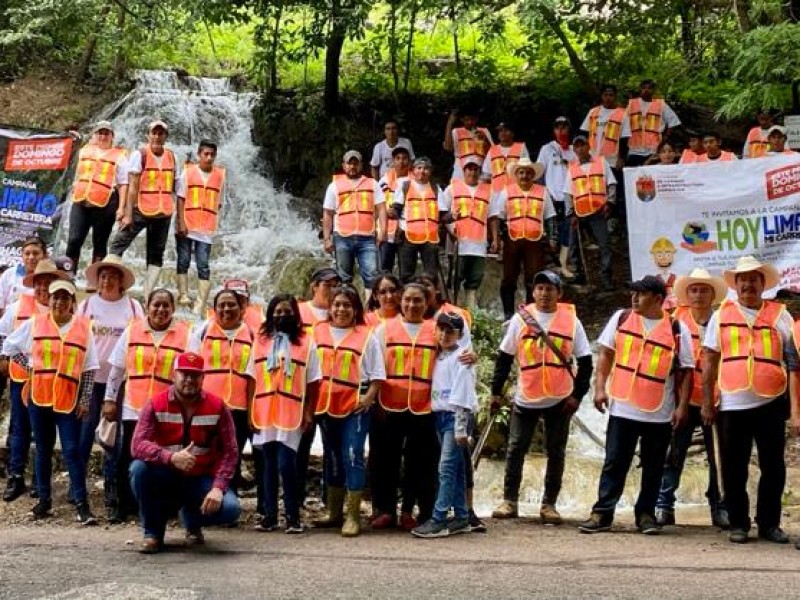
[{"x1": 365, "y1": 273, "x2": 402, "y2": 328}]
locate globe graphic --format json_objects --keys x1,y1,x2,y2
[{"x1": 682, "y1": 222, "x2": 709, "y2": 247}]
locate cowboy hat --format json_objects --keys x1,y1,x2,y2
[
  {"x1": 507, "y1": 157, "x2": 544, "y2": 182},
  {"x1": 22, "y1": 258, "x2": 70, "y2": 287},
  {"x1": 673, "y1": 268, "x2": 728, "y2": 306},
  {"x1": 85, "y1": 255, "x2": 136, "y2": 291},
  {"x1": 722, "y1": 255, "x2": 781, "y2": 290}
]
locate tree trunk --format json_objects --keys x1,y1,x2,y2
[
  {"x1": 75, "y1": 0, "x2": 113, "y2": 82},
  {"x1": 785, "y1": 0, "x2": 800, "y2": 22},
  {"x1": 113, "y1": 5, "x2": 126, "y2": 79},
  {"x1": 324, "y1": 4, "x2": 347, "y2": 115},
  {"x1": 451, "y1": 3, "x2": 460, "y2": 71},
  {"x1": 677, "y1": 1, "x2": 696, "y2": 64},
  {"x1": 269, "y1": 4, "x2": 284, "y2": 92},
  {"x1": 403, "y1": 0, "x2": 418, "y2": 92},
  {"x1": 390, "y1": 0, "x2": 400, "y2": 94},
  {"x1": 537, "y1": 5, "x2": 597, "y2": 99},
  {"x1": 732, "y1": 0, "x2": 752, "y2": 32}
]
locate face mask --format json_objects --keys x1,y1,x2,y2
[{"x1": 274, "y1": 315, "x2": 295, "y2": 332}]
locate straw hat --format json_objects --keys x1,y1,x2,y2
[
  {"x1": 507, "y1": 157, "x2": 545, "y2": 182},
  {"x1": 722, "y1": 255, "x2": 780, "y2": 290},
  {"x1": 673, "y1": 268, "x2": 728, "y2": 306},
  {"x1": 21, "y1": 258, "x2": 70, "y2": 287},
  {"x1": 85, "y1": 255, "x2": 135, "y2": 291}
]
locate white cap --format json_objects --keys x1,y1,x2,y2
[
  {"x1": 148, "y1": 120, "x2": 169, "y2": 132},
  {"x1": 343, "y1": 150, "x2": 362, "y2": 163}
]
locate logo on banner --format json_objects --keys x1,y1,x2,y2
[
  {"x1": 680, "y1": 222, "x2": 717, "y2": 253},
  {"x1": 765, "y1": 163, "x2": 800, "y2": 201},
  {"x1": 635, "y1": 175, "x2": 657, "y2": 202},
  {"x1": 4, "y1": 138, "x2": 72, "y2": 172}
]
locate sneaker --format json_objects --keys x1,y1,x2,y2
[
  {"x1": 540, "y1": 504, "x2": 563, "y2": 525},
  {"x1": 139, "y1": 537, "x2": 161, "y2": 554},
  {"x1": 655, "y1": 508, "x2": 675, "y2": 527},
  {"x1": 729, "y1": 529, "x2": 749, "y2": 544},
  {"x1": 447, "y1": 517, "x2": 470, "y2": 536},
  {"x1": 185, "y1": 529, "x2": 205, "y2": 546},
  {"x1": 578, "y1": 512, "x2": 611, "y2": 534},
  {"x1": 370, "y1": 513, "x2": 396, "y2": 530},
  {"x1": 254, "y1": 515, "x2": 279, "y2": 532},
  {"x1": 285, "y1": 520, "x2": 305, "y2": 534},
  {"x1": 758, "y1": 527, "x2": 789, "y2": 544},
  {"x1": 399, "y1": 512, "x2": 417, "y2": 532},
  {"x1": 411, "y1": 519, "x2": 450, "y2": 539},
  {"x1": 638, "y1": 514, "x2": 661, "y2": 535},
  {"x1": 30, "y1": 500, "x2": 52, "y2": 520},
  {"x1": 468, "y1": 510, "x2": 487, "y2": 533},
  {"x1": 76, "y1": 502, "x2": 98, "y2": 526},
  {"x1": 3, "y1": 476, "x2": 26, "y2": 502},
  {"x1": 711, "y1": 507, "x2": 730, "y2": 530},
  {"x1": 491, "y1": 500, "x2": 518, "y2": 519}
]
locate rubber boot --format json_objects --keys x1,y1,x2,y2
[
  {"x1": 144, "y1": 265, "x2": 162, "y2": 300},
  {"x1": 464, "y1": 289, "x2": 477, "y2": 312},
  {"x1": 176, "y1": 274, "x2": 192, "y2": 308},
  {"x1": 193, "y1": 279, "x2": 212, "y2": 316},
  {"x1": 500, "y1": 285, "x2": 516, "y2": 320},
  {"x1": 313, "y1": 486, "x2": 345, "y2": 528},
  {"x1": 559, "y1": 246, "x2": 575, "y2": 279},
  {"x1": 341, "y1": 491, "x2": 363, "y2": 537}
]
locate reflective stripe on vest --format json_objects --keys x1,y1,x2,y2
[
  {"x1": 673, "y1": 306, "x2": 713, "y2": 406},
  {"x1": 717, "y1": 299, "x2": 786, "y2": 398},
  {"x1": 488, "y1": 143, "x2": 523, "y2": 193},
  {"x1": 30, "y1": 314, "x2": 91, "y2": 413},
  {"x1": 517, "y1": 303, "x2": 576, "y2": 403},
  {"x1": 378, "y1": 169, "x2": 400, "y2": 237},
  {"x1": 137, "y1": 147, "x2": 176, "y2": 216},
  {"x1": 451, "y1": 179, "x2": 491, "y2": 243},
  {"x1": 71, "y1": 146, "x2": 126, "y2": 207},
  {"x1": 251, "y1": 333, "x2": 312, "y2": 431},
  {"x1": 333, "y1": 174, "x2": 376, "y2": 236},
  {"x1": 628, "y1": 98, "x2": 664, "y2": 153},
  {"x1": 183, "y1": 164, "x2": 226, "y2": 235},
  {"x1": 505, "y1": 183, "x2": 545, "y2": 241},
  {"x1": 9, "y1": 295, "x2": 40, "y2": 382},
  {"x1": 568, "y1": 158, "x2": 607, "y2": 217},
  {"x1": 125, "y1": 318, "x2": 190, "y2": 411},
  {"x1": 588, "y1": 106, "x2": 626, "y2": 158},
  {"x1": 380, "y1": 318, "x2": 436, "y2": 414},
  {"x1": 746, "y1": 127, "x2": 769, "y2": 158},
  {"x1": 299, "y1": 301, "x2": 326, "y2": 335},
  {"x1": 454, "y1": 127, "x2": 491, "y2": 167},
  {"x1": 313, "y1": 322, "x2": 371, "y2": 417},
  {"x1": 404, "y1": 183, "x2": 439, "y2": 244},
  {"x1": 608, "y1": 311, "x2": 676, "y2": 412},
  {"x1": 200, "y1": 321, "x2": 253, "y2": 410}
]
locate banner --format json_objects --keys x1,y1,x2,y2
[
  {"x1": 624, "y1": 154, "x2": 800, "y2": 297},
  {"x1": 0, "y1": 125, "x2": 75, "y2": 265}
]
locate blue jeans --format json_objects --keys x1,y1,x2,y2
[
  {"x1": 333, "y1": 233, "x2": 379, "y2": 287},
  {"x1": 8, "y1": 381, "x2": 37, "y2": 489},
  {"x1": 176, "y1": 236, "x2": 212, "y2": 280},
  {"x1": 28, "y1": 402, "x2": 86, "y2": 504},
  {"x1": 432, "y1": 411, "x2": 469, "y2": 523},
  {"x1": 129, "y1": 460, "x2": 241, "y2": 540},
  {"x1": 74, "y1": 383, "x2": 117, "y2": 507},
  {"x1": 319, "y1": 411, "x2": 371, "y2": 491},
  {"x1": 592, "y1": 415, "x2": 671, "y2": 525},
  {"x1": 261, "y1": 442, "x2": 299, "y2": 521}
]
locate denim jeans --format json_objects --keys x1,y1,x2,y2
[
  {"x1": 129, "y1": 460, "x2": 241, "y2": 540},
  {"x1": 333, "y1": 233, "x2": 380, "y2": 287},
  {"x1": 74, "y1": 382, "x2": 117, "y2": 507},
  {"x1": 28, "y1": 402, "x2": 87, "y2": 504},
  {"x1": 319, "y1": 411, "x2": 371, "y2": 492},
  {"x1": 261, "y1": 442, "x2": 299, "y2": 521},
  {"x1": 175, "y1": 236, "x2": 212, "y2": 280},
  {"x1": 592, "y1": 415, "x2": 671, "y2": 525},
  {"x1": 432, "y1": 411, "x2": 469, "y2": 522},
  {"x1": 656, "y1": 405, "x2": 723, "y2": 513},
  {"x1": 8, "y1": 381, "x2": 37, "y2": 488}
]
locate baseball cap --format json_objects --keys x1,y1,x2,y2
[
  {"x1": 148, "y1": 120, "x2": 169, "y2": 132},
  {"x1": 436, "y1": 311, "x2": 465, "y2": 332},
  {"x1": 224, "y1": 278, "x2": 250, "y2": 298},
  {"x1": 553, "y1": 116, "x2": 571, "y2": 127},
  {"x1": 91, "y1": 120, "x2": 114, "y2": 134},
  {"x1": 175, "y1": 352, "x2": 205, "y2": 373},
  {"x1": 495, "y1": 121, "x2": 515, "y2": 132},
  {"x1": 767, "y1": 125, "x2": 788, "y2": 137},
  {"x1": 49, "y1": 280, "x2": 77, "y2": 297},
  {"x1": 461, "y1": 155, "x2": 482, "y2": 168},
  {"x1": 629, "y1": 275, "x2": 666, "y2": 296},
  {"x1": 572, "y1": 134, "x2": 588, "y2": 145},
  {"x1": 311, "y1": 267, "x2": 341, "y2": 283},
  {"x1": 343, "y1": 150, "x2": 362, "y2": 163},
  {"x1": 413, "y1": 156, "x2": 433, "y2": 168},
  {"x1": 533, "y1": 270, "x2": 562, "y2": 289}
]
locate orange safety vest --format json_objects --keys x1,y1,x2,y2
[
  {"x1": 505, "y1": 183, "x2": 546, "y2": 241},
  {"x1": 251, "y1": 332, "x2": 312, "y2": 431},
  {"x1": 125, "y1": 318, "x2": 190, "y2": 411},
  {"x1": 628, "y1": 98, "x2": 664, "y2": 153},
  {"x1": 9, "y1": 295, "x2": 41, "y2": 382},
  {"x1": 454, "y1": 127, "x2": 491, "y2": 166},
  {"x1": 517, "y1": 304, "x2": 576, "y2": 403},
  {"x1": 314, "y1": 322, "x2": 372, "y2": 417},
  {"x1": 451, "y1": 179, "x2": 491, "y2": 243},
  {"x1": 380, "y1": 318, "x2": 436, "y2": 414},
  {"x1": 746, "y1": 127, "x2": 769, "y2": 158},
  {"x1": 608, "y1": 311, "x2": 677, "y2": 412},
  {"x1": 673, "y1": 306, "x2": 718, "y2": 407},
  {"x1": 435, "y1": 303, "x2": 473, "y2": 329},
  {"x1": 333, "y1": 174, "x2": 376, "y2": 236},
  {"x1": 679, "y1": 150, "x2": 703, "y2": 164},
  {"x1": 488, "y1": 143, "x2": 524, "y2": 193},
  {"x1": 299, "y1": 301, "x2": 327, "y2": 334},
  {"x1": 379, "y1": 169, "x2": 400, "y2": 238},
  {"x1": 404, "y1": 182, "x2": 440, "y2": 244},
  {"x1": 183, "y1": 164, "x2": 226, "y2": 235},
  {"x1": 568, "y1": 158, "x2": 607, "y2": 217},
  {"x1": 717, "y1": 299, "x2": 787, "y2": 398},
  {"x1": 696, "y1": 151, "x2": 736, "y2": 163},
  {"x1": 587, "y1": 106, "x2": 626, "y2": 158},
  {"x1": 71, "y1": 145, "x2": 127, "y2": 207},
  {"x1": 30, "y1": 314, "x2": 91, "y2": 414},
  {"x1": 200, "y1": 321, "x2": 254, "y2": 411},
  {"x1": 137, "y1": 147, "x2": 176, "y2": 216}
]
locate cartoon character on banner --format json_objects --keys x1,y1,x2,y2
[{"x1": 650, "y1": 237, "x2": 678, "y2": 310}]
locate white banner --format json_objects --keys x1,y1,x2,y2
[{"x1": 624, "y1": 154, "x2": 800, "y2": 297}]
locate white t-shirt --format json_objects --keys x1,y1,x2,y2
[
  {"x1": 451, "y1": 129, "x2": 494, "y2": 180},
  {"x1": 499, "y1": 308, "x2": 592, "y2": 408},
  {"x1": 579, "y1": 107, "x2": 632, "y2": 164},
  {"x1": 562, "y1": 158, "x2": 617, "y2": 215},
  {"x1": 371, "y1": 320, "x2": 423, "y2": 350},
  {"x1": 598, "y1": 309, "x2": 694, "y2": 423},
  {"x1": 392, "y1": 180, "x2": 450, "y2": 232},
  {"x1": 490, "y1": 188, "x2": 556, "y2": 223},
  {"x1": 442, "y1": 183, "x2": 489, "y2": 257},
  {"x1": 627, "y1": 100, "x2": 681, "y2": 156},
  {"x1": 431, "y1": 346, "x2": 478, "y2": 412},
  {"x1": 536, "y1": 142, "x2": 575, "y2": 203},
  {"x1": 0, "y1": 299, "x2": 48, "y2": 338},
  {"x1": 0, "y1": 266, "x2": 33, "y2": 311},
  {"x1": 2, "y1": 316, "x2": 100, "y2": 372},
  {"x1": 703, "y1": 303, "x2": 794, "y2": 411},
  {"x1": 370, "y1": 138, "x2": 415, "y2": 177},
  {"x1": 187, "y1": 319, "x2": 247, "y2": 352},
  {"x1": 481, "y1": 143, "x2": 530, "y2": 178},
  {"x1": 322, "y1": 176, "x2": 384, "y2": 235},
  {"x1": 77, "y1": 294, "x2": 144, "y2": 383},
  {"x1": 176, "y1": 166, "x2": 226, "y2": 245}
]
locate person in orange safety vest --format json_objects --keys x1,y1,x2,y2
[
  {"x1": 741, "y1": 110, "x2": 775, "y2": 158},
  {"x1": 695, "y1": 132, "x2": 738, "y2": 162},
  {"x1": 625, "y1": 79, "x2": 681, "y2": 166},
  {"x1": 579, "y1": 275, "x2": 693, "y2": 535},
  {"x1": 580, "y1": 84, "x2": 630, "y2": 170},
  {"x1": 482, "y1": 121, "x2": 529, "y2": 194},
  {"x1": 443, "y1": 107, "x2": 494, "y2": 181},
  {"x1": 377, "y1": 146, "x2": 412, "y2": 272}
]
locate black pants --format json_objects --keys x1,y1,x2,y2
[
  {"x1": 65, "y1": 195, "x2": 120, "y2": 269},
  {"x1": 397, "y1": 235, "x2": 439, "y2": 284},
  {"x1": 502, "y1": 401, "x2": 572, "y2": 505},
  {"x1": 500, "y1": 236, "x2": 547, "y2": 318},
  {"x1": 380, "y1": 241, "x2": 398, "y2": 273},
  {"x1": 108, "y1": 208, "x2": 171, "y2": 267},
  {"x1": 296, "y1": 418, "x2": 317, "y2": 505},
  {"x1": 717, "y1": 399, "x2": 786, "y2": 532},
  {"x1": 370, "y1": 409, "x2": 439, "y2": 523}
]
